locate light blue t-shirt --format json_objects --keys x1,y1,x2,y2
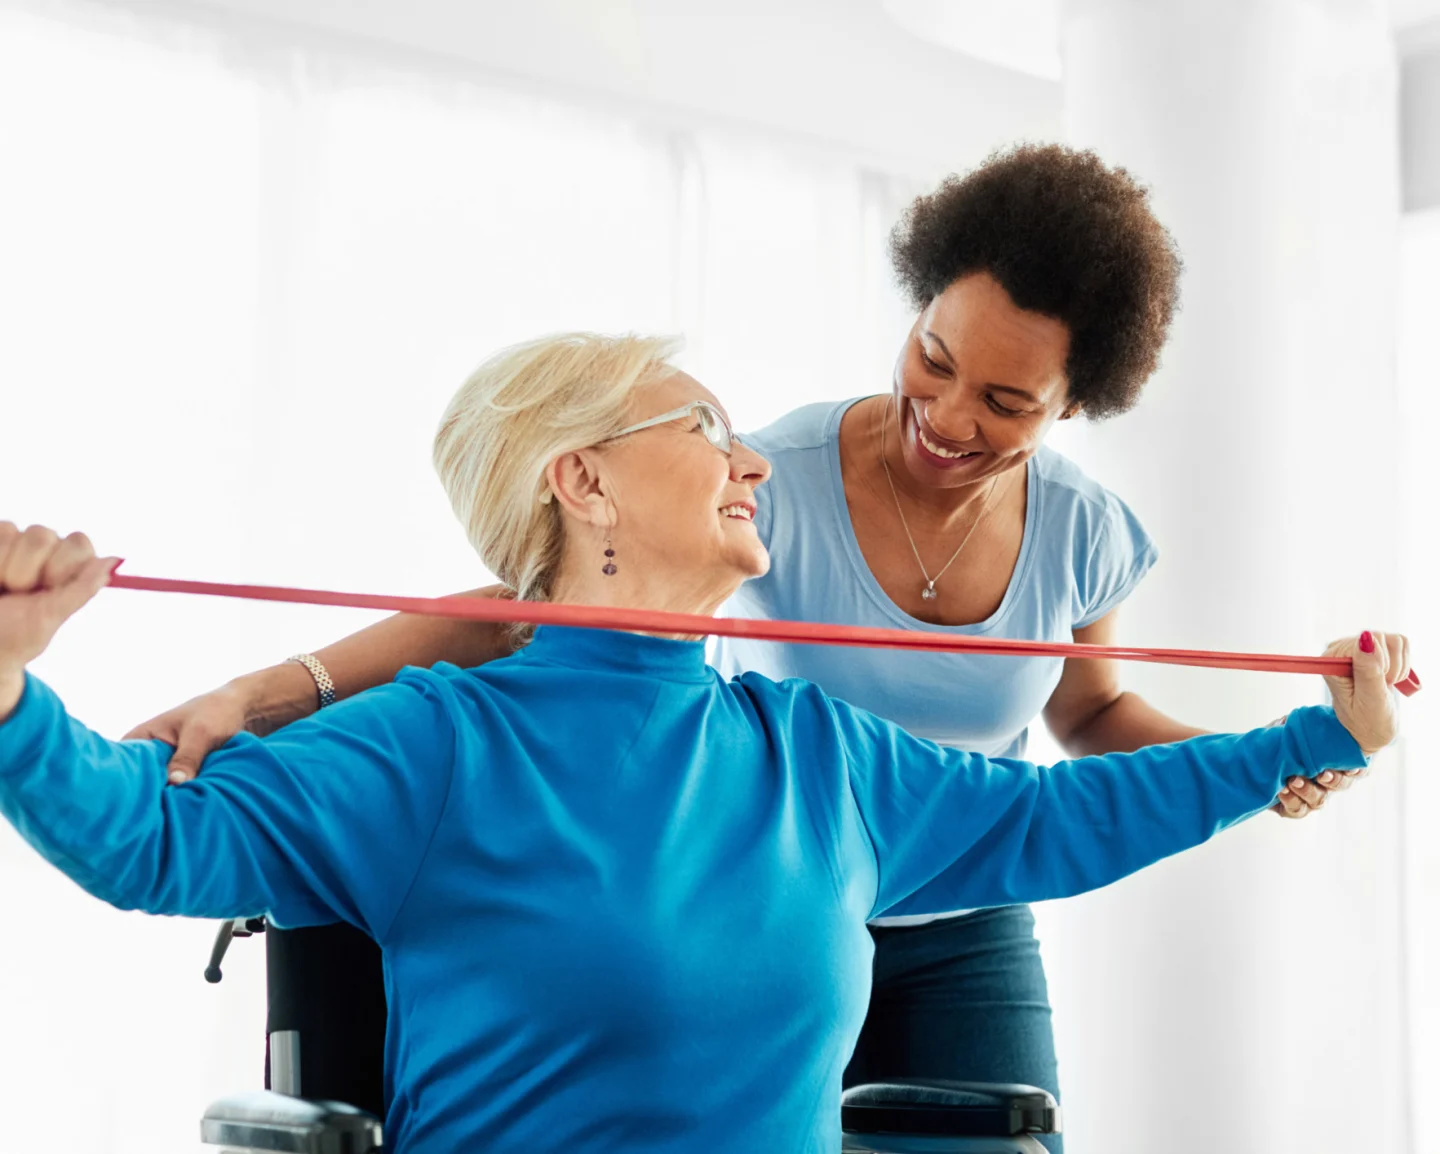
[{"x1": 716, "y1": 399, "x2": 1160, "y2": 918}]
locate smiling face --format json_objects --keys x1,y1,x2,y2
[
  {"x1": 547, "y1": 371, "x2": 772, "y2": 613},
  {"x1": 892, "y1": 272, "x2": 1077, "y2": 493}
]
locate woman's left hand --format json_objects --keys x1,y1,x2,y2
[
  {"x1": 1272, "y1": 766, "x2": 1369, "y2": 819},
  {"x1": 1271, "y1": 629, "x2": 1410, "y2": 817}
]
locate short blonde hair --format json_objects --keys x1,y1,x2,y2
[{"x1": 433, "y1": 331, "x2": 681, "y2": 608}]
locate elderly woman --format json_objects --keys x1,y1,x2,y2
[{"x1": 0, "y1": 333, "x2": 1409, "y2": 1154}]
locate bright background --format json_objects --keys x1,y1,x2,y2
[{"x1": 0, "y1": 1, "x2": 1438, "y2": 1151}]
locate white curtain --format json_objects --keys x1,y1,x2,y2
[{"x1": 0, "y1": 3, "x2": 915, "y2": 1150}]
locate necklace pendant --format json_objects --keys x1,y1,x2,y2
[{"x1": 921, "y1": 584, "x2": 938, "y2": 601}]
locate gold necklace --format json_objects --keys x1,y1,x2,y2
[{"x1": 878, "y1": 397, "x2": 1000, "y2": 602}]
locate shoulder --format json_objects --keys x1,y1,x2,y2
[
  {"x1": 368, "y1": 658, "x2": 558, "y2": 748},
  {"x1": 1033, "y1": 445, "x2": 1120, "y2": 515},
  {"x1": 743, "y1": 398, "x2": 858, "y2": 458},
  {"x1": 315, "y1": 665, "x2": 473, "y2": 731},
  {"x1": 404, "y1": 653, "x2": 563, "y2": 701},
  {"x1": 393, "y1": 661, "x2": 478, "y2": 697},
  {"x1": 727, "y1": 669, "x2": 884, "y2": 740},
  {"x1": 728, "y1": 667, "x2": 814, "y2": 702},
  {"x1": 379, "y1": 661, "x2": 520, "y2": 724},
  {"x1": 727, "y1": 668, "x2": 839, "y2": 721},
  {"x1": 1033, "y1": 447, "x2": 1153, "y2": 546},
  {"x1": 741, "y1": 399, "x2": 859, "y2": 550},
  {"x1": 1030, "y1": 448, "x2": 1158, "y2": 624}
]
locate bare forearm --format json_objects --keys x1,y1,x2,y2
[
  {"x1": 311, "y1": 585, "x2": 515, "y2": 697},
  {"x1": 1055, "y1": 691, "x2": 1210, "y2": 758},
  {"x1": 229, "y1": 585, "x2": 515, "y2": 731}
]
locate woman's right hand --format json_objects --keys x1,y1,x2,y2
[
  {"x1": 0, "y1": 523, "x2": 117, "y2": 720},
  {"x1": 127, "y1": 581, "x2": 514, "y2": 782},
  {"x1": 1322, "y1": 630, "x2": 1411, "y2": 756},
  {"x1": 124, "y1": 661, "x2": 319, "y2": 783},
  {"x1": 124, "y1": 685, "x2": 257, "y2": 784}
]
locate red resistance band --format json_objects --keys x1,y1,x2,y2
[{"x1": 107, "y1": 572, "x2": 1421, "y2": 697}]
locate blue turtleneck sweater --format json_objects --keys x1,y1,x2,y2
[{"x1": 0, "y1": 626, "x2": 1366, "y2": 1153}]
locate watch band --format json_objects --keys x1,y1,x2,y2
[{"x1": 286, "y1": 653, "x2": 337, "y2": 709}]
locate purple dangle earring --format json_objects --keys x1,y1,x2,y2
[{"x1": 601, "y1": 536, "x2": 617, "y2": 576}]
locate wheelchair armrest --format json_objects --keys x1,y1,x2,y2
[
  {"x1": 842, "y1": 1079, "x2": 1061, "y2": 1138},
  {"x1": 201, "y1": 1089, "x2": 383, "y2": 1154}
]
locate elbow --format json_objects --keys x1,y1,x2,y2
[{"x1": 1049, "y1": 695, "x2": 1124, "y2": 757}]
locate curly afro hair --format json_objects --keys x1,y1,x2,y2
[{"x1": 889, "y1": 143, "x2": 1182, "y2": 420}]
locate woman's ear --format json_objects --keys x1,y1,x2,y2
[
  {"x1": 1059, "y1": 400, "x2": 1083, "y2": 421},
  {"x1": 546, "y1": 451, "x2": 615, "y2": 528}
]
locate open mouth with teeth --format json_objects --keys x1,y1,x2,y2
[
  {"x1": 719, "y1": 503, "x2": 755, "y2": 522},
  {"x1": 912, "y1": 412, "x2": 982, "y2": 464}
]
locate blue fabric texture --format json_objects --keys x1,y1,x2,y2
[
  {"x1": 0, "y1": 626, "x2": 1364, "y2": 1154},
  {"x1": 716, "y1": 398, "x2": 1159, "y2": 761}
]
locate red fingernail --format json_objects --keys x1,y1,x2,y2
[{"x1": 1359, "y1": 631, "x2": 1375, "y2": 653}]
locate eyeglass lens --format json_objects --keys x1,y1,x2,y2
[{"x1": 696, "y1": 405, "x2": 733, "y2": 455}]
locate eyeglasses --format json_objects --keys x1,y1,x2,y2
[
  {"x1": 602, "y1": 400, "x2": 737, "y2": 456},
  {"x1": 539, "y1": 401, "x2": 739, "y2": 505}
]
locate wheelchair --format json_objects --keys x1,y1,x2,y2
[{"x1": 198, "y1": 920, "x2": 1060, "y2": 1153}]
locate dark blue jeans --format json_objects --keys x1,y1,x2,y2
[{"x1": 843, "y1": 905, "x2": 1062, "y2": 1154}]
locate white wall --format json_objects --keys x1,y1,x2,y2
[
  {"x1": 1401, "y1": 21, "x2": 1440, "y2": 211},
  {"x1": 92, "y1": 0, "x2": 1063, "y2": 180},
  {"x1": 1398, "y1": 208, "x2": 1440, "y2": 1154},
  {"x1": 1041, "y1": 3, "x2": 1409, "y2": 1152}
]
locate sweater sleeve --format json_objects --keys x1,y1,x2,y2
[
  {"x1": 0, "y1": 670, "x2": 459, "y2": 940},
  {"x1": 832, "y1": 698, "x2": 1369, "y2": 919}
]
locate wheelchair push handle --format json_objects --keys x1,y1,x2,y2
[{"x1": 204, "y1": 916, "x2": 266, "y2": 984}]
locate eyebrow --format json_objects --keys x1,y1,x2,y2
[{"x1": 921, "y1": 330, "x2": 1041, "y2": 404}]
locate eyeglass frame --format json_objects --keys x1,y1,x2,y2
[
  {"x1": 537, "y1": 400, "x2": 738, "y2": 504},
  {"x1": 600, "y1": 400, "x2": 737, "y2": 457}
]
